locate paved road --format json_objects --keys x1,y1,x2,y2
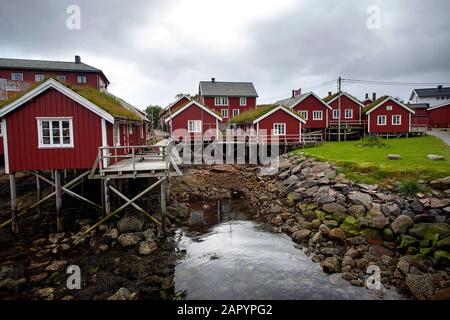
[{"x1": 427, "y1": 129, "x2": 450, "y2": 146}]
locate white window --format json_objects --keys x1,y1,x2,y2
[
  {"x1": 35, "y1": 74, "x2": 45, "y2": 82},
  {"x1": 313, "y1": 110, "x2": 323, "y2": 120},
  {"x1": 345, "y1": 109, "x2": 353, "y2": 119},
  {"x1": 37, "y1": 118, "x2": 74, "y2": 148},
  {"x1": 377, "y1": 115, "x2": 387, "y2": 126},
  {"x1": 232, "y1": 109, "x2": 240, "y2": 117},
  {"x1": 56, "y1": 75, "x2": 67, "y2": 82},
  {"x1": 188, "y1": 120, "x2": 202, "y2": 133},
  {"x1": 215, "y1": 97, "x2": 228, "y2": 106},
  {"x1": 11, "y1": 72, "x2": 23, "y2": 81},
  {"x1": 273, "y1": 123, "x2": 286, "y2": 135},
  {"x1": 386, "y1": 105, "x2": 392, "y2": 111},
  {"x1": 114, "y1": 125, "x2": 121, "y2": 146},
  {"x1": 128, "y1": 124, "x2": 133, "y2": 135},
  {"x1": 140, "y1": 125, "x2": 144, "y2": 139},
  {"x1": 299, "y1": 110, "x2": 308, "y2": 120},
  {"x1": 240, "y1": 97, "x2": 247, "y2": 106},
  {"x1": 77, "y1": 75, "x2": 87, "y2": 84},
  {"x1": 332, "y1": 109, "x2": 340, "y2": 119},
  {"x1": 392, "y1": 115, "x2": 401, "y2": 125},
  {"x1": 221, "y1": 109, "x2": 229, "y2": 118}
]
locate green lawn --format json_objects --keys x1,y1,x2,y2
[{"x1": 294, "y1": 136, "x2": 450, "y2": 183}]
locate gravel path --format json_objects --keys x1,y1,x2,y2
[{"x1": 427, "y1": 129, "x2": 450, "y2": 146}]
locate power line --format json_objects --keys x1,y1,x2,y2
[{"x1": 342, "y1": 78, "x2": 450, "y2": 87}]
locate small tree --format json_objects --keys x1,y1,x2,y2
[{"x1": 145, "y1": 105, "x2": 162, "y2": 130}]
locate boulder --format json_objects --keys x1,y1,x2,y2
[
  {"x1": 434, "y1": 250, "x2": 450, "y2": 267},
  {"x1": 408, "y1": 223, "x2": 450, "y2": 240},
  {"x1": 329, "y1": 228, "x2": 346, "y2": 241},
  {"x1": 118, "y1": 233, "x2": 143, "y2": 247},
  {"x1": 283, "y1": 175, "x2": 299, "y2": 186},
  {"x1": 405, "y1": 274, "x2": 435, "y2": 300},
  {"x1": 322, "y1": 203, "x2": 347, "y2": 215},
  {"x1": 430, "y1": 198, "x2": 448, "y2": 209},
  {"x1": 399, "y1": 235, "x2": 418, "y2": 249},
  {"x1": 291, "y1": 229, "x2": 312, "y2": 242},
  {"x1": 347, "y1": 204, "x2": 366, "y2": 217},
  {"x1": 105, "y1": 228, "x2": 120, "y2": 240},
  {"x1": 391, "y1": 215, "x2": 414, "y2": 234},
  {"x1": 348, "y1": 192, "x2": 372, "y2": 210},
  {"x1": 287, "y1": 192, "x2": 302, "y2": 203},
  {"x1": 409, "y1": 200, "x2": 424, "y2": 213},
  {"x1": 414, "y1": 214, "x2": 436, "y2": 223},
  {"x1": 426, "y1": 154, "x2": 444, "y2": 161},
  {"x1": 117, "y1": 213, "x2": 144, "y2": 233},
  {"x1": 366, "y1": 205, "x2": 388, "y2": 229},
  {"x1": 318, "y1": 224, "x2": 331, "y2": 235},
  {"x1": 138, "y1": 240, "x2": 157, "y2": 255},
  {"x1": 437, "y1": 236, "x2": 450, "y2": 251},
  {"x1": 313, "y1": 191, "x2": 335, "y2": 205},
  {"x1": 310, "y1": 162, "x2": 330, "y2": 174},
  {"x1": 387, "y1": 154, "x2": 402, "y2": 160},
  {"x1": 108, "y1": 287, "x2": 132, "y2": 300},
  {"x1": 360, "y1": 228, "x2": 383, "y2": 245},
  {"x1": 340, "y1": 216, "x2": 360, "y2": 235},
  {"x1": 430, "y1": 176, "x2": 450, "y2": 188},
  {"x1": 345, "y1": 248, "x2": 360, "y2": 259},
  {"x1": 381, "y1": 202, "x2": 401, "y2": 216},
  {"x1": 321, "y1": 256, "x2": 341, "y2": 273}
]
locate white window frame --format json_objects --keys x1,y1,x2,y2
[
  {"x1": 114, "y1": 124, "x2": 121, "y2": 146},
  {"x1": 332, "y1": 109, "x2": 340, "y2": 119},
  {"x1": 188, "y1": 120, "x2": 202, "y2": 133},
  {"x1": 140, "y1": 125, "x2": 144, "y2": 139},
  {"x1": 386, "y1": 105, "x2": 393, "y2": 111},
  {"x1": 128, "y1": 124, "x2": 133, "y2": 135},
  {"x1": 35, "y1": 74, "x2": 45, "y2": 82},
  {"x1": 215, "y1": 97, "x2": 228, "y2": 106},
  {"x1": 392, "y1": 114, "x2": 401, "y2": 126},
  {"x1": 299, "y1": 110, "x2": 308, "y2": 120},
  {"x1": 11, "y1": 72, "x2": 23, "y2": 81},
  {"x1": 37, "y1": 117, "x2": 74, "y2": 148},
  {"x1": 345, "y1": 109, "x2": 353, "y2": 119},
  {"x1": 273, "y1": 123, "x2": 286, "y2": 135},
  {"x1": 56, "y1": 75, "x2": 67, "y2": 82},
  {"x1": 77, "y1": 75, "x2": 87, "y2": 84},
  {"x1": 232, "y1": 109, "x2": 240, "y2": 117},
  {"x1": 239, "y1": 97, "x2": 247, "y2": 106},
  {"x1": 312, "y1": 110, "x2": 323, "y2": 120},
  {"x1": 377, "y1": 115, "x2": 387, "y2": 126},
  {"x1": 221, "y1": 109, "x2": 229, "y2": 118}
]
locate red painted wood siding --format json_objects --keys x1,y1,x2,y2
[
  {"x1": 5, "y1": 88, "x2": 104, "y2": 171},
  {"x1": 368, "y1": 100, "x2": 411, "y2": 133},
  {"x1": 292, "y1": 95, "x2": 328, "y2": 129},
  {"x1": 202, "y1": 96, "x2": 257, "y2": 122},
  {"x1": 411, "y1": 108, "x2": 430, "y2": 127},
  {"x1": 170, "y1": 104, "x2": 218, "y2": 140},
  {"x1": 0, "y1": 136, "x2": 3, "y2": 155},
  {"x1": 429, "y1": 103, "x2": 450, "y2": 128},
  {"x1": 160, "y1": 96, "x2": 190, "y2": 124},
  {"x1": 256, "y1": 109, "x2": 302, "y2": 143},
  {"x1": 327, "y1": 95, "x2": 362, "y2": 123},
  {"x1": 0, "y1": 69, "x2": 104, "y2": 90}
]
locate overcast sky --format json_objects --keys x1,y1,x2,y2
[{"x1": 1, "y1": 0, "x2": 449, "y2": 109}]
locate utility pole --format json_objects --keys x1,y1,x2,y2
[{"x1": 337, "y1": 76, "x2": 342, "y2": 142}]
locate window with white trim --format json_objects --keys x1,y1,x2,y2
[
  {"x1": 299, "y1": 110, "x2": 308, "y2": 120},
  {"x1": 221, "y1": 109, "x2": 229, "y2": 118},
  {"x1": 386, "y1": 105, "x2": 392, "y2": 111},
  {"x1": 215, "y1": 97, "x2": 228, "y2": 106},
  {"x1": 232, "y1": 109, "x2": 240, "y2": 117},
  {"x1": 392, "y1": 115, "x2": 401, "y2": 125},
  {"x1": 345, "y1": 109, "x2": 353, "y2": 119},
  {"x1": 312, "y1": 110, "x2": 323, "y2": 120},
  {"x1": 332, "y1": 109, "x2": 340, "y2": 119},
  {"x1": 273, "y1": 123, "x2": 286, "y2": 135},
  {"x1": 37, "y1": 118, "x2": 73, "y2": 148},
  {"x1": 188, "y1": 120, "x2": 202, "y2": 133},
  {"x1": 240, "y1": 97, "x2": 247, "y2": 106},
  {"x1": 128, "y1": 124, "x2": 133, "y2": 135},
  {"x1": 77, "y1": 75, "x2": 87, "y2": 84},
  {"x1": 11, "y1": 72, "x2": 23, "y2": 81},
  {"x1": 377, "y1": 115, "x2": 386, "y2": 125},
  {"x1": 56, "y1": 75, "x2": 67, "y2": 82},
  {"x1": 35, "y1": 74, "x2": 45, "y2": 82},
  {"x1": 114, "y1": 125, "x2": 121, "y2": 146}
]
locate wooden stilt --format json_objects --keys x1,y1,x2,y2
[
  {"x1": 10, "y1": 173, "x2": 18, "y2": 234},
  {"x1": 104, "y1": 178, "x2": 111, "y2": 217},
  {"x1": 161, "y1": 178, "x2": 167, "y2": 236},
  {"x1": 36, "y1": 174, "x2": 42, "y2": 215},
  {"x1": 55, "y1": 170, "x2": 63, "y2": 232}
]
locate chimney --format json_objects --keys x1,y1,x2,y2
[
  {"x1": 292, "y1": 90, "x2": 295, "y2": 98},
  {"x1": 372, "y1": 92, "x2": 376, "y2": 101},
  {"x1": 328, "y1": 91, "x2": 332, "y2": 96},
  {"x1": 365, "y1": 93, "x2": 369, "y2": 100},
  {"x1": 211, "y1": 77, "x2": 215, "y2": 83},
  {"x1": 75, "y1": 55, "x2": 81, "y2": 64},
  {"x1": 438, "y1": 85, "x2": 443, "y2": 91}
]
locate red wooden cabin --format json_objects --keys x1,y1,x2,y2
[
  {"x1": 0, "y1": 79, "x2": 148, "y2": 174},
  {"x1": 409, "y1": 103, "x2": 430, "y2": 128},
  {"x1": 164, "y1": 100, "x2": 222, "y2": 141},
  {"x1": 364, "y1": 96, "x2": 415, "y2": 134},
  {"x1": 428, "y1": 102, "x2": 450, "y2": 128},
  {"x1": 276, "y1": 92, "x2": 331, "y2": 129},
  {"x1": 199, "y1": 78, "x2": 258, "y2": 122},
  {"x1": 324, "y1": 92, "x2": 365, "y2": 126},
  {"x1": 159, "y1": 95, "x2": 191, "y2": 129}
]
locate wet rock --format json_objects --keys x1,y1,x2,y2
[
  {"x1": 405, "y1": 274, "x2": 434, "y2": 300},
  {"x1": 391, "y1": 215, "x2": 414, "y2": 234},
  {"x1": 291, "y1": 229, "x2": 311, "y2": 242},
  {"x1": 117, "y1": 213, "x2": 144, "y2": 233},
  {"x1": 138, "y1": 240, "x2": 157, "y2": 255},
  {"x1": 321, "y1": 256, "x2": 341, "y2": 274},
  {"x1": 348, "y1": 192, "x2": 372, "y2": 210},
  {"x1": 45, "y1": 260, "x2": 68, "y2": 272},
  {"x1": 48, "y1": 233, "x2": 66, "y2": 244},
  {"x1": 117, "y1": 233, "x2": 143, "y2": 247},
  {"x1": 329, "y1": 228, "x2": 346, "y2": 241},
  {"x1": 108, "y1": 287, "x2": 132, "y2": 300},
  {"x1": 387, "y1": 154, "x2": 402, "y2": 160}
]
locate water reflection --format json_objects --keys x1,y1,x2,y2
[{"x1": 175, "y1": 199, "x2": 405, "y2": 300}]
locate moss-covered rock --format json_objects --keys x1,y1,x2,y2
[
  {"x1": 315, "y1": 210, "x2": 327, "y2": 221},
  {"x1": 434, "y1": 250, "x2": 450, "y2": 267},
  {"x1": 419, "y1": 239, "x2": 432, "y2": 248},
  {"x1": 408, "y1": 223, "x2": 450, "y2": 241},
  {"x1": 399, "y1": 235, "x2": 419, "y2": 249},
  {"x1": 287, "y1": 192, "x2": 301, "y2": 203},
  {"x1": 360, "y1": 228, "x2": 383, "y2": 245},
  {"x1": 307, "y1": 203, "x2": 319, "y2": 211},
  {"x1": 437, "y1": 236, "x2": 450, "y2": 251},
  {"x1": 419, "y1": 247, "x2": 433, "y2": 256},
  {"x1": 382, "y1": 228, "x2": 395, "y2": 241},
  {"x1": 341, "y1": 216, "x2": 360, "y2": 235}
]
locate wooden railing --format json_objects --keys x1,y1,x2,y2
[{"x1": 328, "y1": 119, "x2": 367, "y2": 127}]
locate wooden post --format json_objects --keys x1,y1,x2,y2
[
  {"x1": 55, "y1": 170, "x2": 63, "y2": 232},
  {"x1": 160, "y1": 178, "x2": 167, "y2": 236},
  {"x1": 36, "y1": 174, "x2": 42, "y2": 215},
  {"x1": 10, "y1": 173, "x2": 18, "y2": 234},
  {"x1": 103, "y1": 178, "x2": 111, "y2": 217}
]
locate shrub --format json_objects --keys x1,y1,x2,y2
[
  {"x1": 399, "y1": 180, "x2": 421, "y2": 195},
  {"x1": 356, "y1": 136, "x2": 390, "y2": 148}
]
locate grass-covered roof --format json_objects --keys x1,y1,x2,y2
[
  {"x1": 323, "y1": 92, "x2": 339, "y2": 102},
  {"x1": 0, "y1": 78, "x2": 141, "y2": 120},
  {"x1": 362, "y1": 95, "x2": 389, "y2": 114},
  {"x1": 228, "y1": 104, "x2": 276, "y2": 124}
]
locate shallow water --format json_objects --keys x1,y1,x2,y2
[{"x1": 175, "y1": 199, "x2": 405, "y2": 300}]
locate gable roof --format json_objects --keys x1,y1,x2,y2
[
  {"x1": 407, "y1": 103, "x2": 429, "y2": 109},
  {"x1": 363, "y1": 96, "x2": 415, "y2": 115},
  {"x1": 410, "y1": 87, "x2": 450, "y2": 100},
  {"x1": 428, "y1": 101, "x2": 450, "y2": 111},
  {"x1": 199, "y1": 81, "x2": 258, "y2": 97},
  {"x1": 276, "y1": 92, "x2": 332, "y2": 110},
  {"x1": 0, "y1": 78, "x2": 143, "y2": 122},
  {"x1": 323, "y1": 92, "x2": 364, "y2": 108},
  {"x1": 0, "y1": 57, "x2": 109, "y2": 84},
  {"x1": 253, "y1": 105, "x2": 306, "y2": 125},
  {"x1": 164, "y1": 100, "x2": 222, "y2": 123},
  {"x1": 163, "y1": 95, "x2": 191, "y2": 112}
]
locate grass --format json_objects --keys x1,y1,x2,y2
[
  {"x1": 228, "y1": 104, "x2": 275, "y2": 124},
  {"x1": 293, "y1": 135, "x2": 450, "y2": 184}
]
